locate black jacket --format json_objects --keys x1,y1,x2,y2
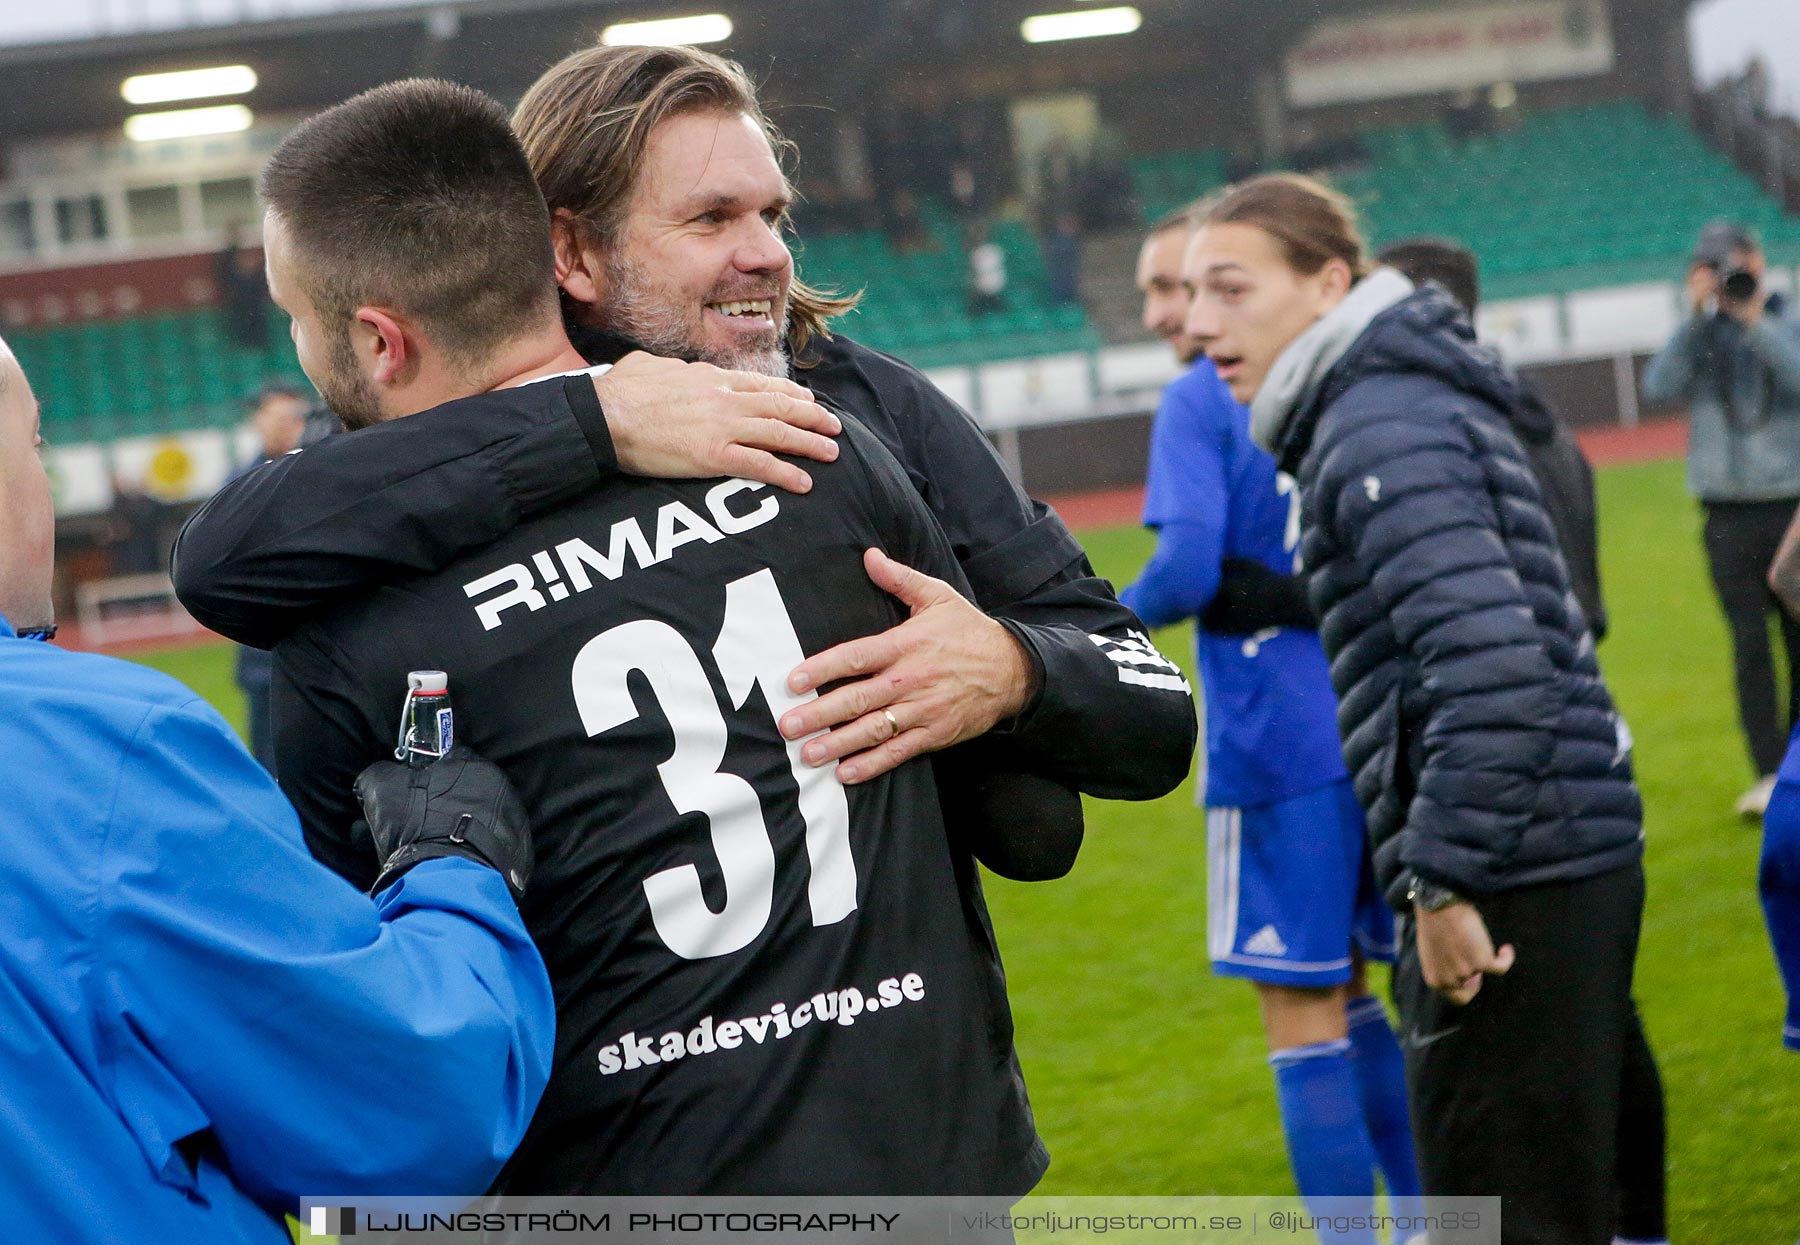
[
  {"x1": 1265, "y1": 289, "x2": 1642, "y2": 904},
  {"x1": 1510, "y1": 380, "x2": 1607, "y2": 641},
  {"x1": 1206, "y1": 371, "x2": 1609, "y2": 644},
  {"x1": 172, "y1": 334, "x2": 1195, "y2": 802}
]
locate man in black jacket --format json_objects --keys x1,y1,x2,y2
[
  {"x1": 1376, "y1": 239, "x2": 1608, "y2": 640},
  {"x1": 172, "y1": 45, "x2": 1194, "y2": 804},
  {"x1": 1377, "y1": 238, "x2": 1666, "y2": 1245},
  {"x1": 1195, "y1": 225, "x2": 1664, "y2": 1244},
  {"x1": 252, "y1": 77, "x2": 1071, "y2": 1196}
]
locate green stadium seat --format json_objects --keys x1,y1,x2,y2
[
  {"x1": 798, "y1": 208, "x2": 1102, "y2": 363},
  {"x1": 15, "y1": 302, "x2": 304, "y2": 441},
  {"x1": 1331, "y1": 100, "x2": 1800, "y2": 296}
]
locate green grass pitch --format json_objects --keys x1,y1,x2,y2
[{"x1": 127, "y1": 457, "x2": 1796, "y2": 1242}]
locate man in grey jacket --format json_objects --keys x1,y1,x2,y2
[{"x1": 1643, "y1": 221, "x2": 1800, "y2": 818}]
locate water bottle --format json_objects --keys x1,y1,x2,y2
[{"x1": 395, "y1": 670, "x2": 454, "y2": 767}]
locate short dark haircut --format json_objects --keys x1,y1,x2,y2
[
  {"x1": 1378, "y1": 237, "x2": 1480, "y2": 316},
  {"x1": 259, "y1": 79, "x2": 558, "y2": 363}
]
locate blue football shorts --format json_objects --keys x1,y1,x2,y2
[{"x1": 1206, "y1": 777, "x2": 1395, "y2": 988}]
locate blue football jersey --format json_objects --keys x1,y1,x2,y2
[{"x1": 1122, "y1": 360, "x2": 1347, "y2": 809}]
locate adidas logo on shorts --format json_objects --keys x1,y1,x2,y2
[{"x1": 1243, "y1": 925, "x2": 1288, "y2": 958}]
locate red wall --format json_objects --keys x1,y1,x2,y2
[{"x1": 0, "y1": 251, "x2": 239, "y2": 330}]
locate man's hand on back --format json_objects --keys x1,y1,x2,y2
[
  {"x1": 596, "y1": 352, "x2": 841, "y2": 494},
  {"x1": 779, "y1": 548, "x2": 1038, "y2": 784}
]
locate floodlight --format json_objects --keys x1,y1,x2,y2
[
  {"x1": 1022, "y1": 6, "x2": 1142, "y2": 43},
  {"x1": 124, "y1": 105, "x2": 254, "y2": 143},
  {"x1": 121, "y1": 65, "x2": 256, "y2": 106},
  {"x1": 601, "y1": 13, "x2": 732, "y2": 46}
]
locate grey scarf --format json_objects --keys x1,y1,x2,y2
[{"x1": 1249, "y1": 267, "x2": 1414, "y2": 453}]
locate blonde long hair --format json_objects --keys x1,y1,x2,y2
[
  {"x1": 512, "y1": 43, "x2": 858, "y2": 360},
  {"x1": 1202, "y1": 173, "x2": 1371, "y2": 282}
]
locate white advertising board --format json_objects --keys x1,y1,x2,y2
[{"x1": 1286, "y1": 0, "x2": 1614, "y2": 107}]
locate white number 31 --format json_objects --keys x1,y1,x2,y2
[{"x1": 571, "y1": 568, "x2": 857, "y2": 960}]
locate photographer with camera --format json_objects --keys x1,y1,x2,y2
[{"x1": 1644, "y1": 221, "x2": 1800, "y2": 818}]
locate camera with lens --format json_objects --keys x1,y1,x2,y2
[
  {"x1": 1694, "y1": 221, "x2": 1762, "y2": 317},
  {"x1": 1709, "y1": 261, "x2": 1760, "y2": 306}
]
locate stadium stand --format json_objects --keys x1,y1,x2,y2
[
  {"x1": 1133, "y1": 99, "x2": 1800, "y2": 301},
  {"x1": 8, "y1": 304, "x2": 303, "y2": 443},
  {"x1": 1131, "y1": 148, "x2": 1230, "y2": 226},
  {"x1": 797, "y1": 202, "x2": 1102, "y2": 369},
  {"x1": 11, "y1": 102, "x2": 1800, "y2": 444},
  {"x1": 12, "y1": 202, "x2": 1100, "y2": 439}
]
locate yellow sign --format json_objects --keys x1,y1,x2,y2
[{"x1": 144, "y1": 440, "x2": 194, "y2": 502}]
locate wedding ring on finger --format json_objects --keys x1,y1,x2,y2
[{"x1": 882, "y1": 708, "x2": 900, "y2": 739}]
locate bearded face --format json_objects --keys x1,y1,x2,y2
[
  {"x1": 314, "y1": 321, "x2": 386, "y2": 430},
  {"x1": 581, "y1": 110, "x2": 797, "y2": 378},
  {"x1": 601, "y1": 245, "x2": 790, "y2": 378}
]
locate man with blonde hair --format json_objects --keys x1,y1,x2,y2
[
  {"x1": 251, "y1": 76, "x2": 1081, "y2": 1197},
  {"x1": 175, "y1": 45, "x2": 1193, "y2": 820}
]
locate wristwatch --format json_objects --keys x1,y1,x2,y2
[{"x1": 1406, "y1": 874, "x2": 1464, "y2": 913}]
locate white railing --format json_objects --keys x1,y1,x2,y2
[{"x1": 43, "y1": 264, "x2": 1765, "y2": 518}]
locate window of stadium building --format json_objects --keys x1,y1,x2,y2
[
  {"x1": 199, "y1": 177, "x2": 255, "y2": 232},
  {"x1": 53, "y1": 195, "x2": 105, "y2": 247},
  {"x1": 125, "y1": 186, "x2": 183, "y2": 239},
  {"x1": 0, "y1": 200, "x2": 30, "y2": 256}
]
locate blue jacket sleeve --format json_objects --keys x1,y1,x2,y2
[
  {"x1": 1640, "y1": 318, "x2": 1702, "y2": 405},
  {"x1": 1120, "y1": 523, "x2": 1224, "y2": 629},
  {"x1": 90, "y1": 697, "x2": 554, "y2": 1206},
  {"x1": 1746, "y1": 315, "x2": 1800, "y2": 405},
  {"x1": 1120, "y1": 374, "x2": 1228, "y2": 628}
]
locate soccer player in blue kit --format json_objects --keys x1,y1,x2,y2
[
  {"x1": 1759, "y1": 720, "x2": 1800, "y2": 1245},
  {"x1": 1762, "y1": 510, "x2": 1800, "y2": 1074},
  {"x1": 1761, "y1": 727, "x2": 1800, "y2": 1053},
  {"x1": 1121, "y1": 208, "x2": 1419, "y2": 1229}
]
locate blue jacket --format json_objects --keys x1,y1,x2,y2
[
  {"x1": 1121, "y1": 361, "x2": 1347, "y2": 809},
  {"x1": 1257, "y1": 285, "x2": 1644, "y2": 905},
  {"x1": 0, "y1": 617, "x2": 553, "y2": 1242},
  {"x1": 1641, "y1": 293, "x2": 1800, "y2": 503}
]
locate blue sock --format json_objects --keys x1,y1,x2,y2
[
  {"x1": 1270, "y1": 1039, "x2": 1377, "y2": 1245},
  {"x1": 1346, "y1": 995, "x2": 1423, "y2": 1212}
]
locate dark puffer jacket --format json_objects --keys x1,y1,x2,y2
[{"x1": 1265, "y1": 287, "x2": 1643, "y2": 905}]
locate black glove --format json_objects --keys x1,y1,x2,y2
[
  {"x1": 353, "y1": 744, "x2": 534, "y2": 903},
  {"x1": 1201, "y1": 557, "x2": 1315, "y2": 634},
  {"x1": 935, "y1": 748, "x2": 1084, "y2": 882}
]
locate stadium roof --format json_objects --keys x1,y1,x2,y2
[
  {"x1": 0, "y1": 0, "x2": 462, "y2": 50},
  {"x1": 0, "y1": 0, "x2": 662, "y2": 140},
  {"x1": 0, "y1": 0, "x2": 1685, "y2": 148}
]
